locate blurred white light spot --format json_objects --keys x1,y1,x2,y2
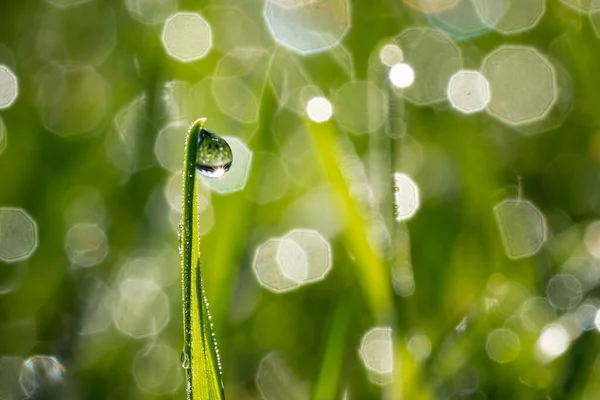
[
  {"x1": 584, "y1": 221, "x2": 600, "y2": 259},
  {"x1": 393, "y1": 173, "x2": 420, "y2": 221},
  {"x1": 38, "y1": 64, "x2": 110, "y2": 138},
  {"x1": 535, "y1": 323, "x2": 570, "y2": 364},
  {"x1": 0, "y1": 65, "x2": 18, "y2": 110},
  {"x1": 162, "y1": 12, "x2": 212, "y2": 62},
  {"x1": 276, "y1": 238, "x2": 309, "y2": 283},
  {"x1": 112, "y1": 278, "x2": 170, "y2": 338},
  {"x1": 283, "y1": 229, "x2": 332, "y2": 283},
  {"x1": 202, "y1": 137, "x2": 252, "y2": 194},
  {"x1": 133, "y1": 343, "x2": 183, "y2": 395},
  {"x1": 360, "y1": 327, "x2": 394, "y2": 385},
  {"x1": 256, "y1": 352, "x2": 310, "y2": 400},
  {"x1": 546, "y1": 274, "x2": 583, "y2": 310},
  {"x1": 379, "y1": 44, "x2": 404, "y2": 67},
  {"x1": 395, "y1": 28, "x2": 462, "y2": 105},
  {"x1": 486, "y1": 329, "x2": 520, "y2": 363},
  {"x1": 483, "y1": 46, "x2": 557, "y2": 126},
  {"x1": 306, "y1": 97, "x2": 333, "y2": 123},
  {"x1": 520, "y1": 297, "x2": 555, "y2": 333},
  {"x1": 253, "y1": 238, "x2": 300, "y2": 293},
  {"x1": 574, "y1": 300, "x2": 600, "y2": 331},
  {"x1": 447, "y1": 70, "x2": 491, "y2": 114},
  {"x1": 474, "y1": 0, "x2": 545, "y2": 35},
  {"x1": 20, "y1": 355, "x2": 65, "y2": 398},
  {"x1": 407, "y1": 334, "x2": 431, "y2": 361},
  {"x1": 263, "y1": 0, "x2": 350, "y2": 55},
  {"x1": 154, "y1": 122, "x2": 188, "y2": 172},
  {"x1": 493, "y1": 199, "x2": 546, "y2": 259},
  {"x1": 334, "y1": 81, "x2": 387, "y2": 134},
  {"x1": 595, "y1": 309, "x2": 600, "y2": 332},
  {"x1": 65, "y1": 223, "x2": 108, "y2": 267},
  {"x1": 428, "y1": 0, "x2": 491, "y2": 41},
  {"x1": 389, "y1": 63, "x2": 415, "y2": 89},
  {"x1": 0, "y1": 208, "x2": 38, "y2": 263}
]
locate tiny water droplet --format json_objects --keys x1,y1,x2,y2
[
  {"x1": 196, "y1": 128, "x2": 232, "y2": 179},
  {"x1": 181, "y1": 350, "x2": 190, "y2": 369}
]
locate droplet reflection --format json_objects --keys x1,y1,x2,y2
[{"x1": 196, "y1": 128, "x2": 233, "y2": 179}]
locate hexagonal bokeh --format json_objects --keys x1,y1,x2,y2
[
  {"x1": 133, "y1": 342, "x2": 183, "y2": 395},
  {"x1": 0, "y1": 65, "x2": 18, "y2": 110},
  {"x1": 154, "y1": 122, "x2": 188, "y2": 172},
  {"x1": 395, "y1": 28, "x2": 462, "y2": 105},
  {"x1": 428, "y1": 0, "x2": 492, "y2": 41},
  {"x1": 379, "y1": 44, "x2": 404, "y2": 66},
  {"x1": 393, "y1": 173, "x2": 420, "y2": 221},
  {"x1": 0, "y1": 117, "x2": 6, "y2": 156},
  {"x1": 20, "y1": 355, "x2": 65, "y2": 398},
  {"x1": 125, "y1": 0, "x2": 177, "y2": 26},
  {"x1": 162, "y1": 12, "x2": 212, "y2": 62},
  {"x1": 494, "y1": 199, "x2": 547, "y2": 259},
  {"x1": 515, "y1": 57, "x2": 573, "y2": 135},
  {"x1": 112, "y1": 278, "x2": 170, "y2": 338},
  {"x1": 334, "y1": 81, "x2": 387, "y2": 134},
  {"x1": 263, "y1": 0, "x2": 350, "y2": 55},
  {"x1": 561, "y1": 0, "x2": 600, "y2": 13},
  {"x1": 253, "y1": 238, "x2": 300, "y2": 293},
  {"x1": 486, "y1": 329, "x2": 520, "y2": 363},
  {"x1": 37, "y1": 64, "x2": 110, "y2": 138},
  {"x1": 37, "y1": 1, "x2": 117, "y2": 65},
  {"x1": 202, "y1": 137, "x2": 252, "y2": 194},
  {"x1": 447, "y1": 70, "x2": 491, "y2": 114},
  {"x1": 359, "y1": 327, "x2": 394, "y2": 386},
  {"x1": 546, "y1": 273, "x2": 582, "y2": 310},
  {"x1": 211, "y1": 49, "x2": 270, "y2": 124},
  {"x1": 282, "y1": 229, "x2": 332, "y2": 283},
  {"x1": 404, "y1": 0, "x2": 459, "y2": 13},
  {"x1": 473, "y1": 0, "x2": 545, "y2": 35},
  {"x1": 206, "y1": 5, "x2": 268, "y2": 53},
  {"x1": 276, "y1": 237, "x2": 308, "y2": 283},
  {"x1": 483, "y1": 46, "x2": 557, "y2": 126},
  {"x1": 64, "y1": 223, "x2": 108, "y2": 267},
  {"x1": 256, "y1": 353, "x2": 309, "y2": 400},
  {"x1": 0, "y1": 208, "x2": 38, "y2": 263}
]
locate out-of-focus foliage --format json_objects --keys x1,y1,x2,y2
[{"x1": 1, "y1": 0, "x2": 600, "y2": 399}]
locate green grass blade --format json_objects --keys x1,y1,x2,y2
[{"x1": 181, "y1": 118, "x2": 225, "y2": 400}]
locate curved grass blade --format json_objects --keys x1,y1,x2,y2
[{"x1": 181, "y1": 118, "x2": 225, "y2": 400}]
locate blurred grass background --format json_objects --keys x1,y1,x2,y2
[{"x1": 1, "y1": 0, "x2": 600, "y2": 399}]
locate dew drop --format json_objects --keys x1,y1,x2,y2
[
  {"x1": 181, "y1": 350, "x2": 190, "y2": 369},
  {"x1": 196, "y1": 128, "x2": 232, "y2": 179}
]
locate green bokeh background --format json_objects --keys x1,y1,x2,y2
[{"x1": 1, "y1": 0, "x2": 600, "y2": 399}]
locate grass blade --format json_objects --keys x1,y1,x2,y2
[{"x1": 181, "y1": 118, "x2": 225, "y2": 400}]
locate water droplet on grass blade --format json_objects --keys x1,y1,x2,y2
[
  {"x1": 180, "y1": 350, "x2": 190, "y2": 369},
  {"x1": 196, "y1": 128, "x2": 232, "y2": 178}
]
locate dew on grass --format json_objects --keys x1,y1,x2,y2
[
  {"x1": 196, "y1": 128, "x2": 233, "y2": 179},
  {"x1": 20, "y1": 355, "x2": 65, "y2": 397}
]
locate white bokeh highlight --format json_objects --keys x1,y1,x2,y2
[
  {"x1": 162, "y1": 12, "x2": 212, "y2": 62},
  {"x1": 389, "y1": 63, "x2": 415, "y2": 89},
  {"x1": 0, "y1": 65, "x2": 18, "y2": 110},
  {"x1": 493, "y1": 199, "x2": 546, "y2": 259},
  {"x1": 359, "y1": 327, "x2": 394, "y2": 386},
  {"x1": 306, "y1": 97, "x2": 333, "y2": 123},
  {"x1": 447, "y1": 70, "x2": 491, "y2": 114},
  {"x1": 393, "y1": 173, "x2": 420, "y2": 221}
]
